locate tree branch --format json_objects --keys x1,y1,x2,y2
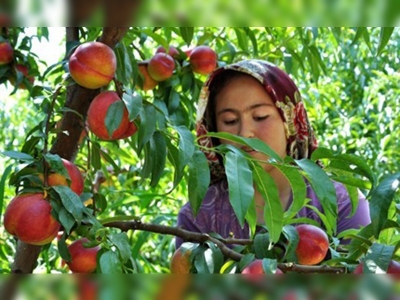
[{"x1": 103, "y1": 220, "x2": 347, "y2": 274}]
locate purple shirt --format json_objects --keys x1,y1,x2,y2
[{"x1": 175, "y1": 179, "x2": 371, "y2": 248}]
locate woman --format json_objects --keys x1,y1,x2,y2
[{"x1": 175, "y1": 59, "x2": 370, "y2": 248}]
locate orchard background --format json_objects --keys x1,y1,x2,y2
[{"x1": 0, "y1": 26, "x2": 399, "y2": 275}]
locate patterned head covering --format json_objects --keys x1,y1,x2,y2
[{"x1": 196, "y1": 59, "x2": 318, "y2": 184}]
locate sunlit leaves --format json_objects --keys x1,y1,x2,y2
[
  {"x1": 188, "y1": 150, "x2": 210, "y2": 216},
  {"x1": 369, "y1": 172, "x2": 400, "y2": 238},
  {"x1": 224, "y1": 151, "x2": 254, "y2": 228},
  {"x1": 294, "y1": 158, "x2": 338, "y2": 235}
]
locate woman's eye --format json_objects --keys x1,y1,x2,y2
[
  {"x1": 223, "y1": 119, "x2": 238, "y2": 125},
  {"x1": 254, "y1": 115, "x2": 269, "y2": 121}
]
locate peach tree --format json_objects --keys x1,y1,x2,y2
[{"x1": 0, "y1": 26, "x2": 399, "y2": 275}]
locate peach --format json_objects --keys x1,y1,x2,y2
[
  {"x1": 40, "y1": 158, "x2": 84, "y2": 195},
  {"x1": 65, "y1": 238, "x2": 100, "y2": 273},
  {"x1": 69, "y1": 41, "x2": 116, "y2": 89},
  {"x1": 147, "y1": 53, "x2": 175, "y2": 81},
  {"x1": 0, "y1": 41, "x2": 13, "y2": 65},
  {"x1": 189, "y1": 45, "x2": 217, "y2": 75},
  {"x1": 137, "y1": 61, "x2": 158, "y2": 91},
  {"x1": 117, "y1": 121, "x2": 138, "y2": 139},
  {"x1": 87, "y1": 91, "x2": 130, "y2": 140},
  {"x1": 3, "y1": 193, "x2": 60, "y2": 245},
  {"x1": 9, "y1": 64, "x2": 35, "y2": 89},
  {"x1": 155, "y1": 45, "x2": 180, "y2": 59},
  {"x1": 295, "y1": 224, "x2": 329, "y2": 265},
  {"x1": 242, "y1": 259, "x2": 283, "y2": 278},
  {"x1": 170, "y1": 247, "x2": 192, "y2": 274}
]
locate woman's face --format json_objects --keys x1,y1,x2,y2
[{"x1": 215, "y1": 74, "x2": 287, "y2": 172}]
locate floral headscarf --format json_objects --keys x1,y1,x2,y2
[{"x1": 196, "y1": 59, "x2": 318, "y2": 184}]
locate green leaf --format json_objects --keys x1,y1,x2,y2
[
  {"x1": 193, "y1": 246, "x2": 211, "y2": 274},
  {"x1": 100, "y1": 149, "x2": 121, "y2": 174},
  {"x1": 175, "y1": 125, "x2": 195, "y2": 176},
  {"x1": 180, "y1": 27, "x2": 194, "y2": 45},
  {"x1": 99, "y1": 250, "x2": 123, "y2": 274},
  {"x1": 188, "y1": 150, "x2": 210, "y2": 216},
  {"x1": 233, "y1": 28, "x2": 248, "y2": 53},
  {"x1": 165, "y1": 139, "x2": 182, "y2": 186},
  {"x1": 369, "y1": 172, "x2": 400, "y2": 238},
  {"x1": 105, "y1": 101, "x2": 125, "y2": 138},
  {"x1": 363, "y1": 243, "x2": 396, "y2": 273},
  {"x1": 57, "y1": 231, "x2": 71, "y2": 261},
  {"x1": 53, "y1": 185, "x2": 85, "y2": 224},
  {"x1": 351, "y1": 27, "x2": 367, "y2": 46},
  {"x1": 140, "y1": 28, "x2": 169, "y2": 49},
  {"x1": 377, "y1": 27, "x2": 394, "y2": 56},
  {"x1": 245, "y1": 196, "x2": 257, "y2": 238},
  {"x1": 205, "y1": 242, "x2": 225, "y2": 273},
  {"x1": 294, "y1": 158, "x2": 337, "y2": 235},
  {"x1": 254, "y1": 232, "x2": 273, "y2": 258},
  {"x1": 343, "y1": 184, "x2": 360, "y2": 218},
  {"x1": 274, "y1": 165, "x2": 307, "y2": 221},
  {"x1": 1, "y1": 151, "x2": 34, "y2": 162},
  {"x1": 114, "y1": 42, "x2": 132, "y2": 84},
  {"x1": 224, "y1": 151, "x2": 254, "y2": 228},
  {"x1": 122, "y1": 91, "x2": 142, "y2": 121},
  {"x1": 138, "y1": 104, "x2": 157, "y2": 153},
  {"x1": 108, "y1": 232, "x2": 131, "y2": 263},
  {"x1": 261, "y1": 258, "x2": 279, "y2": 274},
  {"x1": 149, "y1": 131, "x2": 167, "y2": 187},
  {"x1": 0, "y1": 165, "x2": 13, "y2": 222},
  {"x1": 58, "y1": 207, "x2": 76, "y2": 234},
  {"x1": 346, "y1": 224, "x2": 374, "y2": 260},
  {"x1": 91, "y1": 141, "x2": 101, "y2": 171},
  {"x1": 206, "y1": 132, "x2": 283, "y2": 163},
  {"x1": 282, "y1": 225, "x2": 299, "y2": 262},
  {"x1": 251, "y1": 163, "x2": 284, "y2": 243},
  {"x1": 238, "y1": 253, "x2": 255, "y2": 272},
  {"x1": 243, "y1": 27, "x2": 259, "y2": 57},
  {"x1": 44, "y1": 153, "x2": 69, "y2": 178}
]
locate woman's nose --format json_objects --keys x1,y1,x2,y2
[{"x1": 238, "y1": 120, "x2": 255, "y2": 138}]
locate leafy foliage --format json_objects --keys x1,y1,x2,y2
[{"x1": 0, "y1": 27, "x2": 399, "y2": 274}]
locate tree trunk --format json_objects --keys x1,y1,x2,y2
[{"x1": 10, "y1": 23, "x2": 133, "y2": 273}]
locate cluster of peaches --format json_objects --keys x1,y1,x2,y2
[
  {"x1": 137, "y1": 44, "x2": 217, "y2": 91},
  {"x1": 3, "y1": 158, "x2": 99, "y2": 273},
  {"x1": 68, "y1": 41, "x2": 217, "y2": 142},
  {"x1": 0, "y1": 40, "x2": 35, "y2": 89}
]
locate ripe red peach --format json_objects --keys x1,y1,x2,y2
[
  {"x1": 147, "y1": 53, "x2": 175, "y2": 81},
  {"x1": 137, "y1": 61, "x2": 158, "y2": 91},
  {"x1": 65, "y1": 238, "x2": 100, "y2": 273},
  {"x1": 156, "y1": 45, "x2": 180, "y2": 59},
  {"x1": 0, "y1": 41, "x2": 13, "y2": 65},
  {"x1": 189, "y1": 45, "x2": 217, "y2": 75},
  {"x1": 4, "y1": 193, "x2": 60, "y2": 245},
  {"x1": 241, "y1": 259, "x2": 283, "y2": 278},
  {"x1": 87, "y1": 91, "x2": 130, "y2": 140},
  {"x1": 69, "y1": 41, "x2": 116, "y2": 89},
  {"x1": 170, "y1": 247, "x2": 192, "y2": 274},
  {"x1": 295, "y1": 224, "x2": 329, "y2": 265}
]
